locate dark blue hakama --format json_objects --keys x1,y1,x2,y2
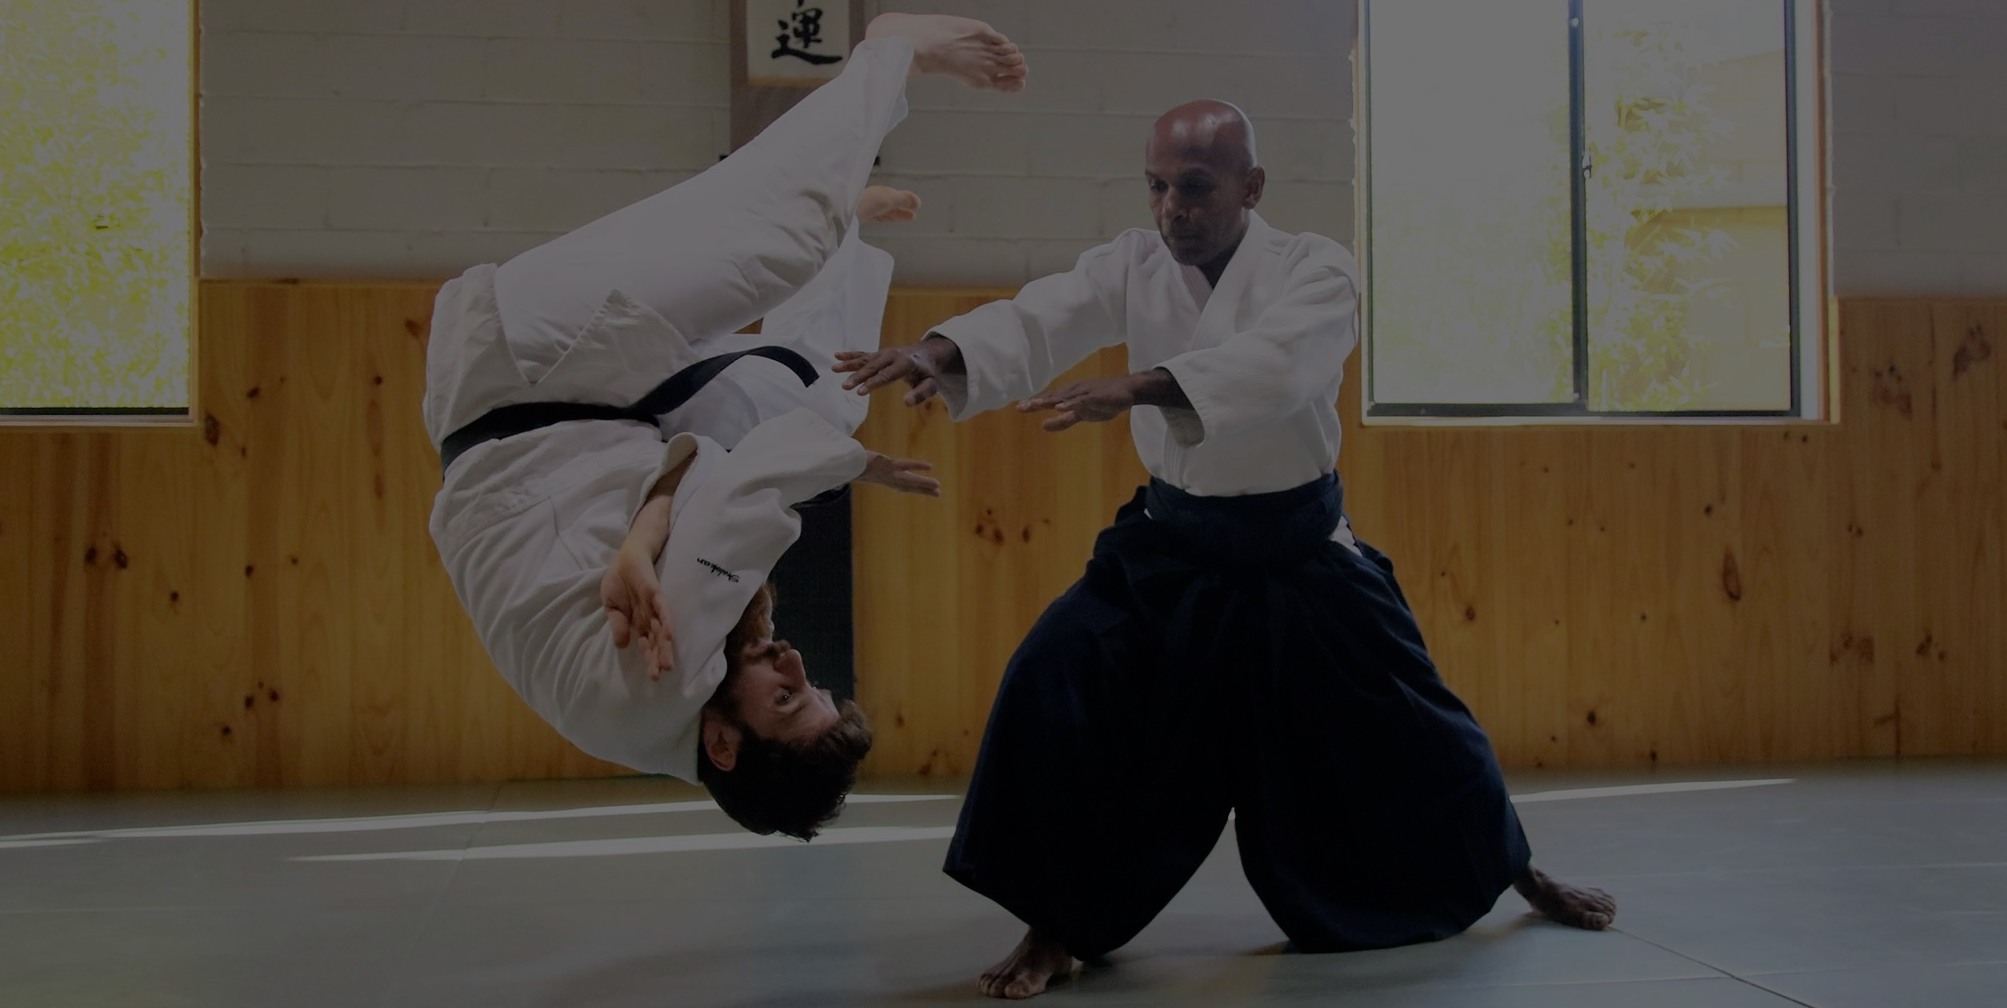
[{"x1": 943, "y1": 474, "x2": 1532, "y2": 958}]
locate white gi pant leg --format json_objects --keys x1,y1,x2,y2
[
  {"x1": 493, "y1": 37, "x2": 914, "y2": 385},
  {"x1": 660, "y1": 225, "x2": 894, "y2": 445}
]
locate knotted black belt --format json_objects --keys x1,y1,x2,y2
[{"x1": 439, "y1": 345, "x2": 821, "y2": 475}]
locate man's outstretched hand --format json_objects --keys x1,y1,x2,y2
[
  {"x1": 1016, "y1": 375, "x2": 1138, "y2": 432},
  {"x1": 1018, "y1": 369, "x2": 1188, "y2": 432},
  {"x1": 834, "y1": 336, "x2": 963, "y2": 407}
]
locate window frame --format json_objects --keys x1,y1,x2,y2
[
  {"x1": 1354, "y1": 0, "x2": 1833, "y2": 426},
  {"x1": 0, "y1": 0, "x2": 201, "y2": 427}
]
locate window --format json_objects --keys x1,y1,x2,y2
[
  {"x1": 1357, "y1": 0, "x2": 1828, "y2": 421},
  {"x1": 1, "y1": 0, "x2": 195, "y2": 418}
]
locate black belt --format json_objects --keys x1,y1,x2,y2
[{"x1": 439, "y1": 345, "x2": 821, "y2": 475}]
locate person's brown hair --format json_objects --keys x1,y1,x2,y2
[{"x1": 695, "y1": 583, "x2": 873, "y2": 840}]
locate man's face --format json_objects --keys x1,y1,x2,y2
[
  {"x1": 729, "y1": 640, "x2": 840, "y2": 746},
  {"x1": 1146, "y1": 147, "x2": 1256, "y2": 268}
]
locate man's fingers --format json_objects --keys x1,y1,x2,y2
[
  {"x1": 905, "y1": 378, "x2": 938, "y2": 406},
  {"x1": 840, "y1": 353, "x2": 895, "y2": 389},
  {"x1": 854, "y1": 361, "x2": 915, "y2": 394},
  {"x1": 639, "y1": 625, "x2": 668, "y2": 679},
  {"x1": 647, "y1": 593, "x2": 675, "y2": 673},
  {"x1": 608, "y1": 609, "x2": 631, "y2": 647},
  {"x1": 831, "y1": 351, "x2": 870, "y2": 373},
  {"x1": 652, "y1": 595, "x2": 672, "y2": 640},
  {"x1": 1043, "y1": 410, "x2": 1081, "y2": 432},
  {"x1": 1021, "y1": 382, "x2": 1085, "y2": 412}
]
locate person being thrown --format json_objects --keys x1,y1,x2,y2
[{"x1": 421, "y1": 13, "x2": 1026, "y2": 840}]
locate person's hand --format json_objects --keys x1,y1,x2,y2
[
  {"x1": 855, "y1": 453, "x2": 942, "y2": 496},
  {"x1": 1017, "y1": 375, "x2": 1143, "y2": 432},
  {"x1": 834, "y1": 337, "x2": 962, "y2": 407},
  {"x1": 601, "y1": 546, "x2": 675, "y2": 679}
]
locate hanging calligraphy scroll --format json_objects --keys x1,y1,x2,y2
[{"x1": 730, "y1": 0, "x2": 867, "y2": 152}]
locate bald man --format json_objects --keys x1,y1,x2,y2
[{"x1": 838, "y1": 101, "x2": 1616, "y2": 998}]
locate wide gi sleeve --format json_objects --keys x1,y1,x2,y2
[
  {"x1": 1153, "y1": 239, "x2": 1359, "y2": 446},
  {"x1": 660, "y1": 408, "x2": 870, "y2": 598},
  {"x1": 926, "y1": 231, "x2": 1140, "y2": 420}
]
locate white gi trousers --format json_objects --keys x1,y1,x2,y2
[{"x1": 483, "y1": 36, "x2": 914, "y2": 442}]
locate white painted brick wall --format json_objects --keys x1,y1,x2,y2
[
  {"x1": 198, "y1": 0, "x2": 1355, "y2": 285},
  {"x1": 198, "y1": 0, "x2": 2007, "y2": 295}
]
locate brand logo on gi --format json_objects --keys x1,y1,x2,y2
[{"x1": 697, "y1": 558, "x2": 740, "y2": 582}]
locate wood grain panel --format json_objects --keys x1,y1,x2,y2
[{"x1": 0, "y1": 286, "x2": 1999, "y2": 793}]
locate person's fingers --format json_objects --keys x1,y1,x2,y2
[
  {"x1": 1043, "y1": 410, "x2": 1081, "y2": 432},
  {"x1": 607, "y1": 609, "x2": 631, "y2": 648},
  {"x1": 905, "y1": 377, "x2": 939, "y2": 406},
  {"x1": 653, "y1": 608, "x2": 676, "y2": 669},
  {"x1": 638, "y1": 625, "x2": 658, "y2": 679},
  {"x1": 855, "y1": 357, "x2": 917, "y2": 393},
  {"x1": 652, "y1": 595, "x2": 672, "y2": 642},
  {"x1": 1020, "y1": 386, "x2": 1074, "y2": 411},
  {"x1": 841, "y1": 352, "x2": 898, "y2": 389}
]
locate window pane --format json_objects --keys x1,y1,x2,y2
[
  {"x1": 1582, "y1": 0, "x2": 1792, "y2": 412},
  {"x1": 1365, "y1": 0, "x2": 1574, "y2": 406},
  {"x1": 0, "y1": 0, "x2": 193, "y2": 412}
]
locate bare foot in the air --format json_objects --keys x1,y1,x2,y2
[
  {"x1": 979, "y1": 928, "x2": 1076, "y2": 1000},
  {"x1": 1514, "y1": 865, "x2": 1617, "y2": 930},
  {"x1": 866, "y1": 13, "x2": 1027, "y2": 92},
  {"x1": 857, "y1": 185, "x2": 921, "y2": 224}
]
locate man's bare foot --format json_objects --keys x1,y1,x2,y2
[
  {"x1": 1514, "y1": 865, "x2": 1617, "y2": 930},
  {"x1": 857, "y1": 185, "x2": 921, "y2": 224},
  {"x1": 866, "y1": 13, "x2": 1027, "y2": 92},
  {"x1": 979, "y1": 928, "x2": 1076, "y2": 1000}
]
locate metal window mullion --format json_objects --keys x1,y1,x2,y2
[
  {"x1": 1568, "y1": 0, "x2": 1590, "y2": 408},
  {"x1": 1784, "y1": 0, "x2": 1804, "y2": 418}
]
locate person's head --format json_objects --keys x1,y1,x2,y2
[
  {"x1": 1145, "y1": 99, "x2": 1266, "y2": 273},
  {"x1": 696, "y1": 582, "x2": 873, "y2": 840}
]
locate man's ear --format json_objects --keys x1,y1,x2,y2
[
  {"x1": 1243, "y1": 165, "x2": 1267, "y2": 209},
  {"x1": 701, "y1": 708, "x2": 742, "y2": 772}
]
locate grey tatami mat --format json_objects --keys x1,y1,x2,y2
[{"x1": 2, "y1": 760, "x2": 2002, "y2": 1007}]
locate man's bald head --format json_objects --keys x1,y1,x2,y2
[
  {"x1": 1148, "y1": 99, "x2": 1260, "y2": 175},
  {"x1": 1143, "y1": 100, "x2": 1266, "y2": 276}
]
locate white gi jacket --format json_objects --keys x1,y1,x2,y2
[
  {"x1": 423, "y1": 261, "x2": 873, "y2": 782},
  {"x1": 931, "y1": 211, "x2": 1361, "y2": 501}
]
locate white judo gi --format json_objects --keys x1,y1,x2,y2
[
  {"x1": 421, "y1": 37, "x2": 914, "y2": 782},
  {"x1": 930, "y1": 212, "x2": 1361, "y2": 547}
]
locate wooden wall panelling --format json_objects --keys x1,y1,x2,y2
[
  {"x1": 1829, "y1": 302, "x2": 1933, "y2": 758},
  {"x1": 1, "y1": 288, "x2": 2003, "y2": 793},
  {"x1": 1916, "y1": 303, "x2": 2005, "y2": 755}
]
